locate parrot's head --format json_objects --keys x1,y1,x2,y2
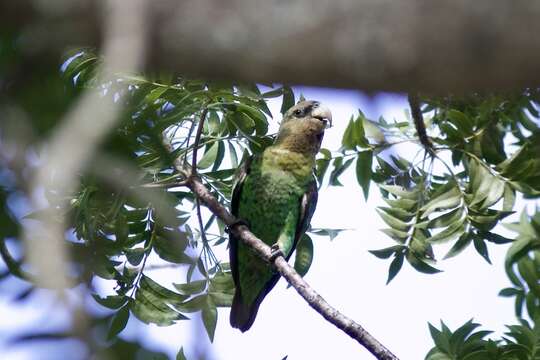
[{"x1": 275, "y1": 100, "x2": 332, "y2": 154}]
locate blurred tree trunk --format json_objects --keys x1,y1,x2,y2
[{"x1": 2, "y1": 0, "x2": 540, "y2": 93}]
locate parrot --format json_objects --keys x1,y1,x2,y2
[{"x1": 229, "y1": 99, "x2": 332, "y2": 332}]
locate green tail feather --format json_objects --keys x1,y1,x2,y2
[{"x1": 230, "y1": 290, "x2": 260, "y2": 332}]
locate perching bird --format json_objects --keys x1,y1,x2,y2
[{"x1": 229, "y1": 100, "x2": 332, "y2": 331}]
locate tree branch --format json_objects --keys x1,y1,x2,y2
[
  {"x1": 408, "y1": 94, "x2": 434, "y2": 153},
  {"x1": 5, "y1": 0, "x2": 540, "y2": 93},
  {"x1": 191, "y1": 107, "x2": 210, "y2": 173},
  {"x1": 168, "y1": 147, "x2": 399, "y2": 359}
]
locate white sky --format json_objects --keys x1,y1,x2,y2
[{"x1": 0, "y1": 87, "x2": 525, "y2": 360}]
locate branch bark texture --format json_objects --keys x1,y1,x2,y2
[
  {"x1": 4, "y1": 0, "x2": 540, "y2": 93},
  {"x1": 179, "y1": 165, "x2": 398, "y2": 360}
]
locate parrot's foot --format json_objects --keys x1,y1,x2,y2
[
  {"x1": 225, "y1": 219, "x2": 250, "y2": 233},
  {"x1": 269, "y1": 244, "x2": 284, "y2": 262}
]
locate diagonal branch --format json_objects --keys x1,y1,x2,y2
[{"x1": 167, "y1": 141, "x2": 399, "y2": 360}]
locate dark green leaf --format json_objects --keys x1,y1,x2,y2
[
  {"x1": 198, "y1": 142, "x2": 220, "y2": 169},
  {"x1": 107, "y1": 305, "x2": 130, "y2": 340},
  {"x1": 280, "y1": 86, "x2": 295, "y2": 114},
  {"x1": 329, "y1": 157, "x2": 354, "y2": 186},
  {"x1": 209, "y1": 292, "x2": 233, "y2": 307},
  {"x1": 473, "y1": 236, "x2": 491, "y2": 264},
  {"x1": 498, "y1": 287, "x2": 521, "y2": 297},
  {"x1": 126, "y1": 248, "x2": 145, "y2": 266},
  {"x1": 293, "y1": 234, "x2": 314, "y2": 278},
  {"x1": 202, "y1": 299, "x2": 218, "y2": 342},
  {"x1": 481, "y1": 231, "x2": 514, "y2": 244},
  {"x1": 387, "y1": 253, "x2": 404, "y2": 284},
  {"x1": 428, "y1": 322, "x2": 451, "y2": 354},
  {"x1": 356, "y1": 150, "x2": 373, "y2": 200},
  {"x1": 444, "y1": 233, "x2": 473, "y2": 259},
  {"x1": 92, "y1": 294, "x2": 128, "y2": 310},
  {"x1": 173, "y1": 280, "x2": 207, "y2": 295},
  {"x1": 369, "y1": 245, "x2": 405, "y2": 259},
  {"x1": 176, "y1": 347, "x2": 187, "y2": 360},
  {"x1": 407, "y1": 252, "x2": 442, "y2": 274}
]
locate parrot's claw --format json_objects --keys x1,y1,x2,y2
[
  {"x1": 225, "y1": 219, "x2": 250, "y2": 233},
  {"x1": 269, "y1": 244, "x2": 284, "y2": 262}
]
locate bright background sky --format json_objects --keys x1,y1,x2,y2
[{"x1": 0, "y1": 87, "x2": 526, "y2": 360}]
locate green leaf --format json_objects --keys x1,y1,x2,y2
[
  {"x1": 356, "y1": 150, "x2": 373, "y2": 200},
  {"x1": 428, "y1": 208, "x2": 464, "y2": 229},
  {"x1": 153, "y1": 231, "x2": 190, "y2": 264},
  {"x1": 140, "y1": 275, "x2": 188, "y2": 304},
  {"x1": 420, "y1": 186, "x2": 461, "y2": 218},
  {"x1": 473, "y1": 236, "x2": 491, "y2": 264},
  {"x1": 293, "y1": 234, "x2": 314, "y2": 278},
  {"x1": 353, "y1": 115, "x2": 369, "y2": 147},
  {"x1": 175, "y1": 295, "x2": 208, "y2": 313},
  {"x1": 383, "y1": 198, "x2": 417, "y2": 212},
  {"x1": 115, "y1": 214, "x2": 129, "y2": 245},
  {"x1": 362, "y1": 117, "x2": 386, "y2": 144},
  {"x1": 498, "y1": 287, "x2": 521, "y2": 297},
  {"x1": 428, "y1": 322, "x2": 451, "y2": 354},
  {"x1": 444, "y1": 233, "x2": 473, "y2": 259},
  {"x1": 341, "y1": 116, "x2": 357, "y2": 150},
  {"x1": 209, "y1": 272, "x2": 234, "y2": 293},
  {"x1": 481, "y1": 231, "x2": 513, "y2": 244},
  {"x1": 315, "y1": 158, "x2": 330, "y2": 186},
  {"x1": 173, "y1": 280, "x2": 207, "y2": 295},
  {"x1": 503, "y1": 184, "x2": 516, "y2": 211},
  {"x1": 176, "y1": 347, "x2": 187, "y2": 360},
  {"x1": 447, "y1": 110, "x2": 473, "y2": 134},
  {"x1": 280, "y1": 86, "x2": 295, "y2": 114},
  {"x1": 262, "y1": 87, "x2": 284, "y2": 98},
  {"x1": 228, "y1": 142, "x2": 238, "y2": 168},
  {"x1": 407, "y1": 252, "x2": 442, "y2": 274},
  {"x1": 428, "y1": 219, "x2": 466, "y2": 244},
  {"x1": 387, "y1": 253, "x2": 404, "y2": 284},
  {"x1": 107, "y1": 305, "x2": 130, "y2": 340},
  {"x1": 369, "y1": 245, "x2": 405, "y2": 259},
  {"x1": 211, "y1": 141, "x2": 225, "y2": 171},
  {"x1": 145, "y1": 87, "x2": 169, "y2": 104},
  {"x1": 197, "y1": 142, "x2": 220, "y2": 169},
  {"x1": 329, "y1": 157, "x2": 354, "y2": 186},
  {"x1": 126, "y1": 247, "x2": 145, "y2": 266},
  {"x1": 202, "y1": 299, "x2": 218, "y2": 342},
  {"x1": 236, "y1": 104, "x2": 268, "y2": 135},
  {"x1": 380, "y1": 228, "x2": 409, "y2": 243},
  {"x1": 209, "y1": 291, "x2": 233, "y2": 307},
  {"x1": 377, "y1": 207, "x2": 414, "y2": 222},
  {"x1": 92, "y1": 294, "x2": 128, "y2": 310},
  {"x1": 131, "y1": 290, "x2": 186, "y2": 326},
  {"x1": 377, "y1": 208, "x2": 410, "y2": 232},
  {"x1": 379, "y1": 185, "x2": 419, "y2": 200},
  {"x1": 517, "y1": 257, "x2": 540, "y2": 298}
]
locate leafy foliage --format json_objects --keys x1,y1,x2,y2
[
  {"x1": 2, "y1": 38, "x2": 540, "y2": 360},
  {"x1": 323, "y1": 93, "x2": 540, "y2": 282},
  {"x1": 426, "y1": 211, "x2": 540, "y2": 360},
  {"x1": 1, "y1": 48, "x2": 343, "y2": 356}
]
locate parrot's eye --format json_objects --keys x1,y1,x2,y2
[{"x1": 293, "y1": 109, "x2": 303, "y2": 117}]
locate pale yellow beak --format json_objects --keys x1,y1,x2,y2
[{"x1": 311, "y1": 104, "x2": 333, "y2": 128}]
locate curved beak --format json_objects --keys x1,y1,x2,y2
[{"x1": 311, "y1": 104, "x2": 333, "y2": 128}]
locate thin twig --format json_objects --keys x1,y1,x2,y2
[
  {"x1": 196, "y1": 198, "x2": 221, "y2": 271},
  {"x1": 191, "y1": 106, "x2": 210, "y2": 173},
  {"x1": 408, "y1": 93, "x2": 434, "y2": 153}
]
